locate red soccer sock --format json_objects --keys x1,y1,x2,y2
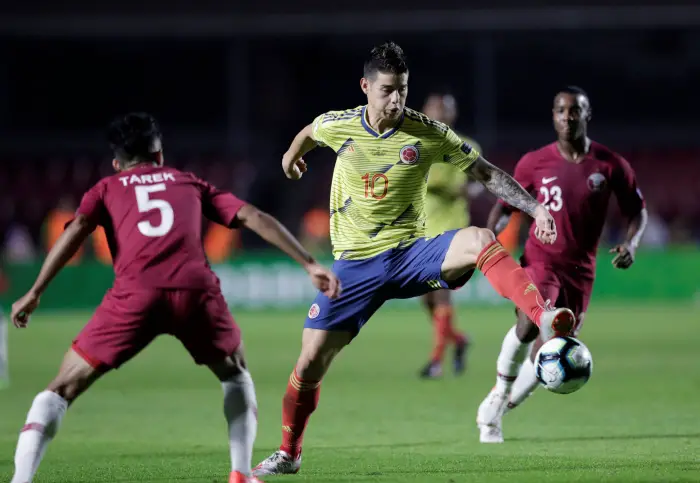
[
  {"x1": 476, "y1": 241, "x2": 545, "y2": 325},
  {"x1": 280, "y1": 369, "x2": 321, "y2": 459},
  {"x1": 430, "y1": 305, "x2": 452, "y2": 362}
]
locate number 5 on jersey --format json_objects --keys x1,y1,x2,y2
[
  {"x1": 362, "y1": 173, "x2": 389, "y2": 200},
  {"x1": 135, "y1": 184, "x2": 174, "y2": 237}
]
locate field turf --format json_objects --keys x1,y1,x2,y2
[{"x1": 1, "y1": 304, "x2": 698, "y2": 482}]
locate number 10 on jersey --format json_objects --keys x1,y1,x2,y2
[{"x1": 362, "y1": 173, "x2": 389, "y2": 200}]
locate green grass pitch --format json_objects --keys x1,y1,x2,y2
[{"x1": 1, "y1": 304, "x2": 698, "y2": 482}]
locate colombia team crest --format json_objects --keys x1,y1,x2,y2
[
  {"x1": 308, "y1": 303, "x2": 320, "y2": 319},
  {"x1": 399, "y1": 145, "x2": 420, "y2": 165}
]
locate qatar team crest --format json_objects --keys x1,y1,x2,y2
[
  {"x1": 308, "y1": 303, "x2": 320, "y2": 319},
  {"x1": 587, "y1": 172, "x2": 607, "y2": 192},
  {"x1": 399, "y1": 145, "x2": 420, "y2": 165}
]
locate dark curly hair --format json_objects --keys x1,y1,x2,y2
[
  {"x1": 107, "y1": 112, "x2": 162, "y2": 167},
  {"x1": 363, "y1": 42, "x2": 409, "y2": 79}
]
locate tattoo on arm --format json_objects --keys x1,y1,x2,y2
[{"x1": 467, "y1": 157, "x2": 540, "y2": 217}]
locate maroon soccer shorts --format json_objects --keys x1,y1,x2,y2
[
  {"x1": 523, "y1": 264, "x2": 593, "y2": 336},
  {"x1": 72, "y1": 287, "x2": 241, "y2": 371}
]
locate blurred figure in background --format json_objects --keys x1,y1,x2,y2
[
  {"x1": 3, "y1": 222, "x2": 37, "y2": 263},
  {"x1": 204, "y1": 222, "x2": 242, "y2": 263},
  {"x1": 0, "y1": 266, "x2": 7, "y2": 389},
  {"x1": 418, "y1": 91, "x2": 479, "y2": 378},
  {"x1": 298, "y1": 207, "x2": 331, "y2": 256},
  {"x1": 44, "y1": 196, "x2": 82, "y2": 265}
]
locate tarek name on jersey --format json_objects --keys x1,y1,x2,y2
[
  {"x1": 118, "y1": 171, "x2": 176, "y2": 186},
  {"x1": 312, "y1": 105, "x2": 480, "y2": 260}
]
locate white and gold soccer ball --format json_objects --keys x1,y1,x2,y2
[{"x1": 535, "y1": 336, "x2": 593, "y2": 395}]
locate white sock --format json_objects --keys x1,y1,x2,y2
[
  {"x1": 506, "y1": 358, "x2": 539, "y2": 412},
  {"x1": 222, "y1": 370, "x2": 258, "y2": 476},
  {"x1": 495, "y1": 326, "x2": 532, "y2": 395},
  {"x1": 12, "y1": 391, "x2": 68, "y2": 483}
]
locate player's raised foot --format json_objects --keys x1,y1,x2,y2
[
  {"x1": 538, "y1": 304, "x2": 575, "y2": 339},
  {"x1": 253, "y1": 450, "x2": 301, "y2": 476},
  {"x1": 453, "y1": 336, "x2": 470, "y2": 375},
  {"x1": 476, "y1": 387, "x2": 508, "y2": 444},
  {"x1": 230, "y1": 471, "x2": 264, "y2": 483},
  {"x1": 419, "y1": 360, "x2": 443, "y2": 379}
]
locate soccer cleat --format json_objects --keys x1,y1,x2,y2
[
  {"x1": 230, "y1": 471, "x2": 264, "y2": 483},
  {"x1": 453, "y1": 337, "x2": 470, "y2": 375},
  {"x1": 476, "y1": 387, "x2": 508, "y2": 444},
  {"x1": 253, "y1": 450, "x2": 301, "y2": 476},
  {"x1": 538, "y1": 304, "x2": 575, "y2": 340},
  {"x1": 419, "y1": 361, "x2": 443, "y2": 379}
]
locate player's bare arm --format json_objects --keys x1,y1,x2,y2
[
  {"x1": 282, "y1": 124, "x2": 317, "y2": 180},
  {"x1": 609, "y1": 207, "x2": 648, "y2": 269},
  {"x1": 11, "y1": 214, "x2": 94, "y2": 328},
  {"x1": 467, "y1": 156, "x2": 557, "y2": 244},
  {"x1": 235, "y1": 204, "x2": 341, "y2": 299},
  {"x1": 486, "y1": 202, "x2": 512, "y2": 236}
]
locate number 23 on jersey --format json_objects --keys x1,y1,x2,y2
[{"x1": 539, "y1": 184, "x2": 563, "y2": 212}]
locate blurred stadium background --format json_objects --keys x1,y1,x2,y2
[{"x1": 0, "y1": 2, "x2": 699, "y2": 482}]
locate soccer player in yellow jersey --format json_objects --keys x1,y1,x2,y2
[
  {"x1": 254, "y1": 42, "x2": 576, "y2": 476},
  {"x1": 420, "y1": 92, "x2": 482, "y2": 379}
]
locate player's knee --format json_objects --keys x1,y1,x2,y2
[
  {"x1": 295, "y1": 350, "x2": 329, "y2": 381},
  {"x1": 208, "y1": 348, "x2": 248, "y2": 382},
  {"x1": 455, "y1": 227, "x2": 496, "y2": 257},
  {"x1": 472, "y1": 227, "x2": 496, "y2": 250},
  {"x1": 47, "y1": 377, "x2": 86, "y2": 403},
  {"x1": 515, "y1": 311, "x2": 540, "y2": 343},
  {"x1": 296, "y1": 328, "x2": 350, "y2": 380},
  {"x1": 296, "y1": 342, "x2": 340, "y2": 381}
]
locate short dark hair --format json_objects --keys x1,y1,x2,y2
[
  {"x1": 559, "y1": 85, "x2": 589, "y2": 100},
  {"x1": 108, "y1": 112, "x2": 162, "y2": 166},
  {"x1": 363, "y1": 42, "x2": 408, "y2": 79}
]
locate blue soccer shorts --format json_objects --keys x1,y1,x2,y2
[{"x1": 304, "y1": 230, "x2": 474, "y2": 335}]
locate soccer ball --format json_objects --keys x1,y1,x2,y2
[{"x1": 534, "y1": 336, "x2": 592, "y2": 394}]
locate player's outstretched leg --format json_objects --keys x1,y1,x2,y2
[
  {"x1": 11, "y1": 349, "x2": 103, "y2": 483},
  {"x1": 253, "y1": 328, "x2": 352, "y2": 477},
  {"x1": 207, "y1": 344, "x2": 263, "y2": 483},
  {"x1": 419, "y1": 290, "x2": 469, "y2": 379},
  {"x1": 441, "y1": 228, "x2": 575, "y2": 339},
  {"x1": 476, "y1": 311, "x2": 538, "y2": 443}
]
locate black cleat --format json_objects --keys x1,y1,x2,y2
[
  {"x1": 419, "y1": 361, "x2": 442, "y2": 379},
  {"x1": 453, "y1": 337, "x2": 470, "y2": 375}
]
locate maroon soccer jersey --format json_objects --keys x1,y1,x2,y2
[
  {"x1": 74, "y1": 165, "x2": 246, "y2": 290},
  {"x1": 507, "y1": 141, "x2": 644, "y2": 276}
]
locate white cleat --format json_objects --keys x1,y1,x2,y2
[
  {"x1": 253, "y1": 450, "x2": 301, "y2": 476},
  {"x1": 538, "y1": 305, "x2": 575, "y2": 340},
  {"x1": 476, "y1": 387, "x2": 508, "y2": 444}
]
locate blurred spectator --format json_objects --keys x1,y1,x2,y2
[
  {"x1": 204, "y1": 222, "x2": 242, "y2": 263},
  {"x1": 3, "y1": 223, "x2": 36, "y2": 263},
  {"x1": 299, "y1": 207, "x2": 331, "y2": 256},
  {"x1": 44, "y1": 196, "x2": 82, "y2": 265},
  {"x1": 640, "y1": 209, "x2": 670, "y2": 248}
]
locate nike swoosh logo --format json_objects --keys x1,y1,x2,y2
[{"x1": 542, "y1": 176, "x2": 558, "y2": 184}]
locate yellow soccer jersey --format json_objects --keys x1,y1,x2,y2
[
  {"x1": 311, "y1": 105, "x2": 480, "y2": 260},
  {"x1": 424, "y1": 133, "x2": 482, "y2": 237}
]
